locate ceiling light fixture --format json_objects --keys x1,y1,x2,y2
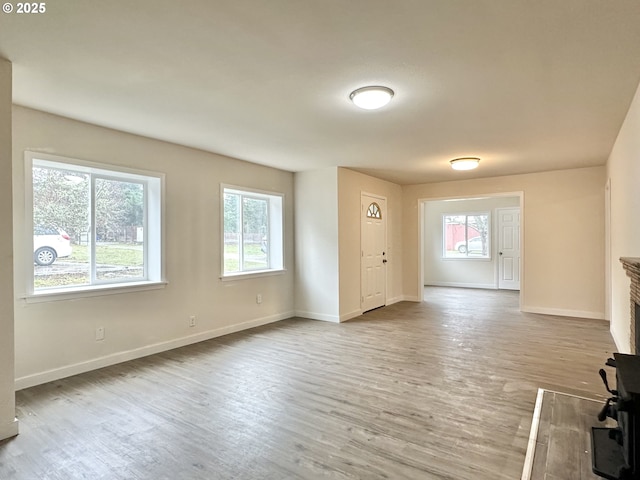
[
  {"x1": 349, "y1": 86, "x2": 394, "y2": 110},
  {"x1": 450, "y1": 157, "x2": 480, "y2": 171}
]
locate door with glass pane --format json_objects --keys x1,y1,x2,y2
[{"x1": 361, "y1": 194, "x2": 387, "y2": 312}]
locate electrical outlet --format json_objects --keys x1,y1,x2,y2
[
  {"x1": 189, "y1": 315, "x2": 196, "y2": 327},
  {"x1": 256, "y1": 294, "x2": 262, "y2": 304},
  {"x1": 95, "y1": 326, "x2": 105, "y2": 341}
]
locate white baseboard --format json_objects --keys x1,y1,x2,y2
[
  {"x1": 402, "y1": 295, "x2": 421, "y2": 302},
  {"x1": 426, "y1": 281, "x2": 497, "y2": 290},
  {"x1": 339, "y1": 309, "x2": 362, "y2": 322},
  {"x1": 301, "y1": 299, "x2": 411, "y2": 322},
  {"x1": 386, "y1": 296, "x2": 404, "y2": 305},
  {"x1": 521, "y1": 305, "x2": 605, "y2": 320},
  {"x1": 0, "y1": 418, "x2": 19, "y2": 441},
  {"x1": 610, "y1": 325, "x2": 629, "y2": 353},
  {"x1": 294, "y1": 310, "x2": 340, "y2": 323},
  {"x1": 15, "y1": 311, "x2": 293, "y2": 391}
]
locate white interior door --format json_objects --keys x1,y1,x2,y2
[
  {"x1": 361, "y1": 194, "x2": 387, "y2": 312},
  {"x1": 498, "y1": 207, "x2": 521, "y2": 290}
]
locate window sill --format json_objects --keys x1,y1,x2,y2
[
  {"x1": 221, "y1": 269, "x2": 286, "y2": 281},
  {"x1": 22, "y1": 280, "x2": 168, "y2": 303}
]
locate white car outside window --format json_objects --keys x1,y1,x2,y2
[
  {"x1": 34, "y1": 226, "x2": 72, "y2": 265},
  {"x1": 455, "y1": 236, "x2": 483, "y2": 254}
]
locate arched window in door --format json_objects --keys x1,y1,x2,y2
[{"x1": 366, "y1": 202, "x2": 382, "y2": 219}]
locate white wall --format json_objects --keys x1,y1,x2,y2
[
  {"x1": 423, "y1": 196, "x2": 520, "y2": 289},
  {"x1": 0, "y1": 59, "x2": 18, "y2": 440},
  {"x1": 403, "y1": 167, "x2": 606, "y2": 319},
  {"x1": 338, "y1": 168, "x2": 404, "y2": 315},
  {"x1": 294, "y1": 168, "x2": 340, "y2": 321},
  {"x1": 12, "y1": 106, "x2": 295, "y2": 388},
  {"x1": 607, "y1": 81, "x2": 640, "y2": 352}
]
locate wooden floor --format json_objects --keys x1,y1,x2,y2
[{"x1": 0, "y1": 287, "x2": 616, "y2": 479}]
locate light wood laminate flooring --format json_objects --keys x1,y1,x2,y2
[{"x1": 0, "y1": 287, "x2": 616, "y2": 479}]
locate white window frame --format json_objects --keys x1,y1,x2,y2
[
  {"x1": 24, "y1": 151, "x2": 166, "y2": 301},
  {"x1": 221, "y1": 184, "x2": 284, "y2": 279},
  {"x1": 442, "y1": 212, "x2": 491, "y2": 260}
]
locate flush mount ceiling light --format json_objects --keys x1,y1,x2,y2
[
  {"x1": 450, "y1": 157, "x2": 480, "y2": 171},
  {"x1": 349, "y1": 86, "x2": 394, "y2": 110}
]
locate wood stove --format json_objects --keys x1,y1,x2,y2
[{"x1": 593, "y1": 353, "x2": 640, "y2": 479}]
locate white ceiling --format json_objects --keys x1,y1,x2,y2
[{"x1": 2, "y1": 0, "x2": 640, "y2": 184}]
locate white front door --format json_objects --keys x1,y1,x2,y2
[
  {"x1": 498, "y1": 207, "x2": 521, "y2": 290},
  {"x1": 361, "y1": 194, "x2": 387, "y2": 312}
]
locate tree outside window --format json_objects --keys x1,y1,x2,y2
[
  {"x1": 29, "y1": 155, "x2": 162, "y2": 293},
  {"x1": 222, "y1": 186, "x2": 283, "y2": 276},
  {"x1": 443, "y1": 213, "x2": 490, "y2": 258}
]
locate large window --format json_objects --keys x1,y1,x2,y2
[
  {"x1": 443, "y1": 213, "x2": 490, "y2": 259},
  {"x1": 27, "y1": 152, "x2": 163, "y2": 295},
  {"x1": 222, "y1": 186, "x2": 283, "y2": 277}
]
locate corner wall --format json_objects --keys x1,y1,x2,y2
[
  {"x1": 607, "y1": 81, "x2": 640, "y2": 352},
  {"x1": 403, "y1": 167, "x2": 606, "y2": 319},
  {"x1": 0, "y1": 59, "x2": 18, "y2": 440},
  {"x1": 13, "y1": 106, "x2": 295, "y2": 388},
  {"x1": 294, "y1": 168, "x2": 340, "y2": 321}
]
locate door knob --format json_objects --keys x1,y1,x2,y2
[{"x1": 382, "y1": 259, "x2": 387, "y2": 263}]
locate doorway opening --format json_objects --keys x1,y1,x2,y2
[{"x1": 419, "y1": 193, "x2": 523, "y2": 306}]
